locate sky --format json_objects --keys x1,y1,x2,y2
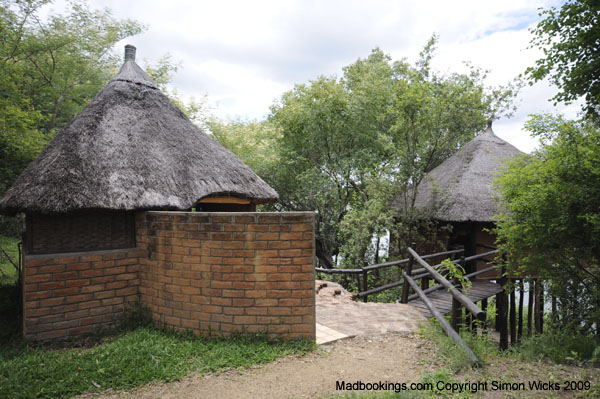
[{"x1": 46, "y1": 0, "x2": 581, "y2": 153}]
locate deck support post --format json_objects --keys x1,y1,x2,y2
[
  {"x1": 497, "y1": 263, "x2": 508, "y2": 350},
  {"x1": 528, "y1": 279, "x2": 534, "y2": 337},
  {"x1": 518, "y1": 279, "x2": 524, "y2": 341},
  {"x1": 481, "y1": 298, "x2": 488, "y2": 335},
  {"x1": 509, "y1": 279, "x2": 516, "y2": 345},
  {"x1": 536, "y1": 279, "x2": 544, "y2": 334},
  {"x1": 451, "y1": 297, "x2": 463, "y2": 331}
]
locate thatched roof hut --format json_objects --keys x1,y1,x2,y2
[
  {"x1": 404, "y1": 124, "x2": 524, "y2": 222},
  {"x1": 0, "y1": 45, "x2": 278, "y2": 216}
]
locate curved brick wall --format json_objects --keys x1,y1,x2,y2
[
  {"x1": 21, "y1": 211, "x2": 316, "y2": 341},
  {"x1": 137, "y1": 212, "x2": 315, "y2": 339}
]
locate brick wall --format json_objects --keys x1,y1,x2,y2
[
  {"x1": 22, "y1": 248, "x2": 144, "y2": 341},
  {"x1": 137, "y1": 212, "x2": 316, "y2": 340},
  {"x1": 21, "y1": 211, "x2": 316, "y2": 342}
]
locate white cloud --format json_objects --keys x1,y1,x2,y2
[{"x1": 45, "y1": 0, "x2": 576, "y2": 152}]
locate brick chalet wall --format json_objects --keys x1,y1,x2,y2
[{"x1": 21, "y1": 211, "x2": 316, "y2": 341}]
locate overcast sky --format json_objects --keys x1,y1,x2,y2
[{"x1": 48, "y1": 0, "x2": 581, "y2": 153}]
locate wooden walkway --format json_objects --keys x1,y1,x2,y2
[{"x1": 409, "y1": 280, "x2": 503, "y2": 318}]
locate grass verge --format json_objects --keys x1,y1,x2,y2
[
  {"x1": 0, "y1": 234, "x2": 19, "y2": 284},
  {"x1": 0, "y1": 326, "x2": 315, "y2": 399}
]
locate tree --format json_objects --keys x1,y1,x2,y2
[
  {"x1": 263, "y1": 38, "x2": 517, "y2": 268},
  {"x1": 527, "y1": 0, "x2": 600, "y2": 119},
  {"x1": 495, "y1": 114, "x2": 600, "y2": 333},
  {"x1": 0, "y1": 0, "x2": 144, "y2": 193}
]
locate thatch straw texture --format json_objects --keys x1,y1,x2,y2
[
  {"x1": 398, "y1": 126, "x2": 524, "y2": 222},
  {"x1": 0, "y1": 52, "x2": 278, "y2": 215}
]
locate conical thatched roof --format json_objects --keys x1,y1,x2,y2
[
  {"x1": 0, "y1": 45, "x2": 278, "y2": 215},
  {"x1": 397, "y1": 125, "x2": 524, "y2": 222}
]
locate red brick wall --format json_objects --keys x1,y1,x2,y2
[
  {"x1": 137, "y1": 212, "x2": 316, "y2": 340},
  {"x1": 21, "y1": 211, "x2": 316, "y2": 342},
  {"x1": 22, "y1": 248, "x2": 144, "y2": 341}
]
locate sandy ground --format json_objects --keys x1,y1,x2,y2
[{"x1": 79, "y1": 334, "x2": 438, "y2": 399}]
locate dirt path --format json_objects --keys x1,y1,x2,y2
[{"x1": 81, "y1": 334, "x2": 438, "y2": 399}]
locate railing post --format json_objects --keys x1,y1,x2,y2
[
  {"x1": 401, "y1": 243, "x2": 416, "y2": 304},
  {"x1": 362, "y1": 269, "x2": 368, "y2": 302}
]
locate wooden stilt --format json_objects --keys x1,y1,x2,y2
[
  {"x1": 451, "y1": 297, "x2": 462, "y2": 331},
  {"x1": 539, "y1": 280, "x2": 544, "y2": 334},
  {"x1": 481, "y1": 298, "x2": 488, "y2": 335},
  {"x1": 534, "y1": 279, "x2": 541, "y2": 334},
  {"x1": 518, "y1": 279, "x2": 524, "y2": 341},
  {"x1": 509, "y1": 280, "x2": 516, "y2": 345},
  {"x1": 528, "y1": 279, "x2": 534, "y2": 337},
  {"x1": 497, "y1": 275, "x2": 508, "y2": 349},
  {"x1": 551, "y1": 294, "x2": 557, "y2": 324}
]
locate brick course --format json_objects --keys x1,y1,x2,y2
[
  {"x1": 22, "y1": 211, "x2": 316, "y2": 342},
  {"x1": 22, "y1": 248, "x2": 144, "y2": 341},
  {"x1": 138, "y1": 212, "x2": 316, "y2": 340}
]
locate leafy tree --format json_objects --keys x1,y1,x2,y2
[
  {"x1": 208, "y1": 118, "x2": 281, "y2": 177},
  {"x1": 263, "y1": 38, "x2": 518, "y2": 269},
  {"x1": 0, "y1": 0, "x2": 144, "y2": 194},
  {"x1": 495, "y1": 114, "x2": 600, "y2": 333},
  {"x1": 527, "y1": 0, "x2": 600, "y2": 119}
]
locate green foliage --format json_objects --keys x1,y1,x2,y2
[
  {"x1": 0, "y1": 234, "x2": 19, "y2": 284},
  {"x1": 262, "y1": 37, "x2": 517, "y2": 269},
  {"x1": 439, "y1": 259, "x2": 471, "y2": 294},
  {"x1": 512, "y1": 333, "x2": 599, "y2": 365},
  {"x1": 0, "y1": 0, "x2": 144, "y2": 193},
  {"x1": 420, "y1": 321, "x2": 495, "y2": 373},
  {"x1": 209, "y1": 118, "x2": 282, "y2": 177},
  {"x1": 526, "y1": 0, "x2": 600, "y2": 118},
  {"x1": 0, "y1": 326, "x2": 314, "y2": 399},
  {"x1": 494, "y1": 114, "x2": 600, "y2": 333}
]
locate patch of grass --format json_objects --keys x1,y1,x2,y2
[
  {"x1": 0, "y1": 326, "x2": 315, "y2": 399},
  {"x1": 0, "y1": 234, "x2": 20, "y2": 284},
  {"x1": 419, "y1": 319, "x2": 497, "y2": 372},
  {"x1": 511, "y1": 333, "x2": 600, "y2": 365}
]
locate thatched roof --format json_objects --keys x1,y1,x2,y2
[
  {"x1": 0, "y1": 45, "x2": 278, "y2": 215},
  {"x1": 395, "y1": 125, "x2": 524, "y2": 222}
]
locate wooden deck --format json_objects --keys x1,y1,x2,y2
[{"x1": 409, "y1": 280, "x2": 503, "y2": 318}]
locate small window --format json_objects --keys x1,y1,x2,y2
[{"x1": 26, "y1": 211, "x2": 136, "y2": 254}]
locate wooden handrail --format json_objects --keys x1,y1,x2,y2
[
  {"x1": 406, "y1": 264, "x2": 499, "y2": 302},
  {"x1": 357, "y1": 280, "x2": 404, "y2": 298},
  {"x1": 408, "y1": 247, "x2": 485, "y2": 321},
  {"x1": 404, "y1": 272, "x2": 480, "y2": 367},
  {"x1": 315, "y1": 267, "x2": 362, "y2": 274}
]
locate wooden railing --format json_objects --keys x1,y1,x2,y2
[
  {"x1": 316, "y1": 245, "x2": 505, "y2": 365},
  {"x1": 315, "y1": 248, "x2": 464, "y2": 302}
]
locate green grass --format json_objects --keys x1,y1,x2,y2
[
  {"x1": 511, "y1": 333, "x2": 600, "y2": 364},
  {"x1": 0, "y1": 326, "x2": 315, "y2": 399},
  {"x1": 0, "y1": 234, "x2": 19, "y2": 284},
  {"x1": 419, "y1": 318, "x2": 497, "y2": 372}
]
